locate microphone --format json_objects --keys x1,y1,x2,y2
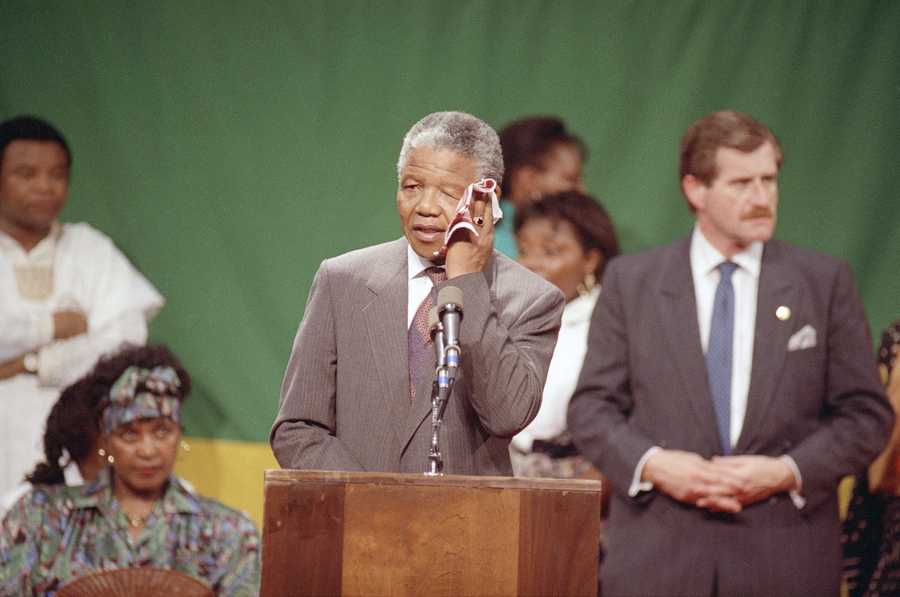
[
  {"x1": 428, "y1": 307, "x2": 445, "y2": 368},
  {"x1": 437, "y1": 286, "x2": 463, "y2": 379},
  {"x1": 429, "y1": 306, "x2": 451, "y2": 414}
]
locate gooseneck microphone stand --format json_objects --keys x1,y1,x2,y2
[
  {"x1": 424, "y1": 286, "x2": 463, "y2": 476},
  {"x1": 425, "y1": 308, "x2": 451, "y2": 476}
]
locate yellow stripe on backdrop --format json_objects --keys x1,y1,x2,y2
[
  {"x1": 173, "y1": 436, "x2": 278, "y2": 528},
  {"x1": 173, "y1": 438, "x2": 862, "y2": 565}
]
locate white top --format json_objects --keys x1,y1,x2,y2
[
  {"x1": 690, "y1": 225, "x2": 762, "y2": 447},
  {"x1": 511, "y1": 287, "x2": 600, "y2": 452},
  {"x1": 0, "y1": 222, "x2": 164, "y2": 494}
]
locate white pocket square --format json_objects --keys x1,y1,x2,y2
[{"x1": 787, "y1": 324, "x2": 817, "y2": 351}]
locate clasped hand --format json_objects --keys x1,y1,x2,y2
[{"x1": 642, "y1": 449, "x2": 797, "y2": 513}]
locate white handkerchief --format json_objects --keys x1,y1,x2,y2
[
  {"x1": 787, "y1": 324, "x2": 817, "y2": 351},
  {"x1": 443, "y1": 178, "x2": 502, "y2": 245}
]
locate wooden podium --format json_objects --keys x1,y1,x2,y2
[{"x1": 261, "y1": 469, "x2": 603, "y2": 596}]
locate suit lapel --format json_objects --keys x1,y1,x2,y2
[
  {"x1": 657, "y1": 238, "x2": 722, "y2": 454},
  {"x1": 735, "y1": 241, "x2": 797, "y2": 452},
  {"x1": 363, "y1": 239, "x2": 412, "y2": 455}
]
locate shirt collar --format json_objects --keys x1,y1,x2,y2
[
  {"x1": 162, "y1": 476, "x2": 202, "y2": 515},
  {"x1": 0, "y1": 221, "x2": 61, "y2": 258},
  {"x1": 406, "y1": 242, "x2": 444, "y2": 281},
  {"x1": 690, "y1": 225, "x2": 762, "y2": 279},
  {"x1": 71, "y1": 467, "x2": 200, "y2": 515}
]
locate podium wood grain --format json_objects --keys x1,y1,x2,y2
[{"x1": 262, "y1": 470, "x2": 602, "y2": 596}]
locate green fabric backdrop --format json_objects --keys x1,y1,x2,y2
[{"x1": 3, "y1": 1, "x2": 898, "y2": 443}]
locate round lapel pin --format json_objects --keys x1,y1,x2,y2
[{"x1": 776, "y1": 305, "x2": 791, "y2": 321}]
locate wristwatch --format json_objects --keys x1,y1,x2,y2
[{"x1": 23, "y1": 353, "x2": 39, "y2": 374}]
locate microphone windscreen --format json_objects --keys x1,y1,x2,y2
[
  {"x1": 428, "y1": 306, "x2": 440, "y2": 330},
  {"x1": 438, "y1": 286, "x2": 464, "y2": 310}
]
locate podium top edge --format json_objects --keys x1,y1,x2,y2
[{"x1": 263, "y1": 469, "x2": 602, "y2": 492}]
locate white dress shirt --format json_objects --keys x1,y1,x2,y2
[
  {"x1": 690, "y1": 225, "x2": 761, "y2": 447},
  {"x1": 406, "y1": 244, "x2": 444, "y2": 329}
]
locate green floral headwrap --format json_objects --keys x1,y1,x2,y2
[{"x1": 101, "y1": 366, "x2": 182, "y2": 433}]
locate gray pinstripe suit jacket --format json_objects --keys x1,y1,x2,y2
[{"x1": 271, "y1": 238, "x2": 564, "y2": 475}]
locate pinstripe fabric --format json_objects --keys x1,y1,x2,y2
[
  {"x1": 569, "y1": 237, "x2": 893, "y2": 597},
  {"x1": 271, "y1": 238, "x2": 564, "y2": 476}
]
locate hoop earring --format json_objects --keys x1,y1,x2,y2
[
  {"x1": 98, "y1": 447, "x2": 114, "y2": 465},
  {"x1": 180, "y1": 440, "x2": 191, "y2": 453},
  {"x1": 577, "y1": 272, "x2": 597, "y2": 298}
]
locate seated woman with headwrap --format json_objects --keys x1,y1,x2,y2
[{"x1": 0, "y1": 345, "x2": 260, "y2": 596}]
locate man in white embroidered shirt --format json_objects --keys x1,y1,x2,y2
[
  {"x1": 0, "y1": 115, "x2": 164, "y2": 494},
  {"x1": 568, "y1": 110, "x2": 893, "y2": 597}
]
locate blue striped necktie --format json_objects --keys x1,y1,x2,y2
[{"x1": 707, "y1": 261, "x2": 738, "y2": 454}]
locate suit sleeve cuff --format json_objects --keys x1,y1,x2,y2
[
  {"x1": 628, "y1": 446, "x2": 662, "y2": 497},
  {"x1": 780, "y1": 455, "x2": 806, "y2": 509}
]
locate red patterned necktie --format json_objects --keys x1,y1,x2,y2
[{"x1": 408, "y1": 266, "x2": 447, "y2": 400}]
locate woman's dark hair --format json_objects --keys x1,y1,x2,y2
[
  {"x1": 26, "y1": 378, "x2": 99, "y2": 486},
  {"x1": 26, "y1": 344, "x2": 191, "y2": 486},
  {"x1": 498, "y1": 116, "x2": 586, "y2": 200},
  {"x1": 514, "y1": 190, "x2": 620, "y2": 278}
]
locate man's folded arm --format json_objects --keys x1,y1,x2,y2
[{"x1": 0, "y1": 309, "x2": 53, "y2": 362}]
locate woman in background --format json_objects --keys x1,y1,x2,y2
[
  {"x1": 843, "y1": 320, "x2": 900, "y2": 596},
  {"x1": 0, "y1": 344, "x2": 260, "y2": 596},
  {"x1": 510, "y1": 190, "x2": 619, "y2": 478},
  {"x1": 494, "y1": 116, "x2": 588, "y2": 258}
]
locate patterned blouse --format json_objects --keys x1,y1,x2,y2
[{"x1": 0, "y1": 470, "x2": 260, "y2": 596}]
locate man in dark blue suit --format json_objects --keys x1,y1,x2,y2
[{"x1": 569, "y1": 110, "x2": 893, "y2": 596}]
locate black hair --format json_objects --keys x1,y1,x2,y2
[
  {"x1": 26, "y1": 344, "x2": 191, "y2": 486},
  {"x1": 498, "y1": 116, "x2": 586, "y2": 199},
  {"x1": 26, "y1": 378, "x2": 99, "y2": 486},
  {"x1": 514, "y1": 190, "x2": 620, "y2": 278},
  {"x1": 0, "y1": 115, "x2": 72, "y2": 171}
]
